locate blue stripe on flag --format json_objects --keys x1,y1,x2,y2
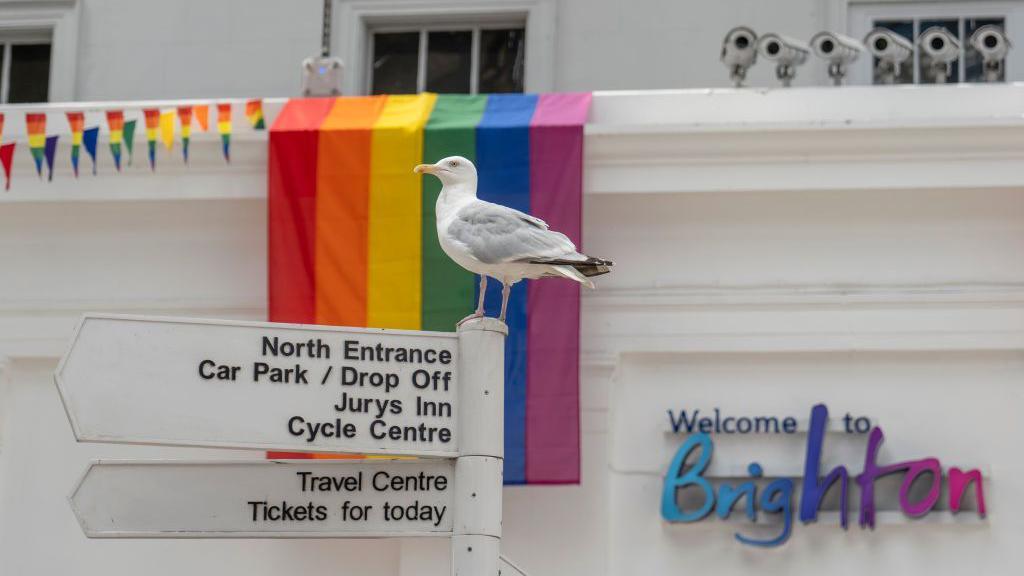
[{"x1": 476, "y1": 93, "x2": 538, "y2": 484}]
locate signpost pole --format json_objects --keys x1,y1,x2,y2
[{"x1": 452, "y1": 317, "x2": 506, "y2": 576}]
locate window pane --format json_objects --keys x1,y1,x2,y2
[
  {"x1": 426, "y1": 31, "x2": 471, "y2": 93},
  {"x1": 918, "y1": 19, "x2": 959, "y2": 84},
  {"x1": 479, "y1": 28, "x2": 525, "y2": 93},
  {"x1": 372, "y1": 32, "x2": 419, "y2": 95},
  {"x1": 8, "y1": 43, "x2": 50, "y2": 103},
  {"x1": 965, "y1": 18, "x2": 1006, "y2": 82},
  {"x1": 872, "y1": 20, "x2": 914, "y2": 85}
]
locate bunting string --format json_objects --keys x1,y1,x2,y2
[{"x1": 0, "y1": 99, "x2": 264, "y2": 190}]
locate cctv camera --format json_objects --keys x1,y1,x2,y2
[
  {"x1": 864, "y1": 28, "x2": 913, "y2": 84},
  {"x1": 302, "y1": 56, "x2": 344, "y2": 96},
  {"x1": 970, "y1": 24, "x2": 1011, "y2": 82},
  {"x1": 757, "y1": 33, "x2": 810, "y2": 87},
  {"x1": 811, "y1": 31, "x2": 864, "y2": 85},
  {"x1": 919, "y1": 26, "x2": 960, "y2": 83},
  {"x1": 721, "y1": 26, "x2": 758, "y2": 87}
]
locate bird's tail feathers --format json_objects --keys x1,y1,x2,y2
[
  {"x1": 549, "y1": 265, "x2": 596, "y2": 289},
  {"x1": 530, "y1": 255, "x2": 613, "y2": 280}
]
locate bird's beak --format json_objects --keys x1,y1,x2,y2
[{"x1": 414, "y1": 164, "x2": 437, "y2": 175}]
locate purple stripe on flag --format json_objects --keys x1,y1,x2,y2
[{"x1": 526, "y1": 92, "x2": 591, "y2": 484}]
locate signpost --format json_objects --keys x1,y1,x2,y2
[
  {"x1": 56, "y1": 314, "x2": 509, "y2": 575},
  {"x1": 71, "y1": 459, "x2": 456, "y2": 537},
  {"x1": 56, "y1": 315, "x2": 460, "y2": 456}
]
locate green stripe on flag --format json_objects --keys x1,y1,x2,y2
[{"x1": 421, "y1": 94, "x2": 487, "y2": 331}]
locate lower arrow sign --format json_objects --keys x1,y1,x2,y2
[{"x1": 70, "y1": 459, "x2": 455, "y2": 538}]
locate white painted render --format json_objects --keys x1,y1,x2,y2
[
  {"x1": 0, "y1": 84, "x2": 1022, "y2": 574},
  {"x1": 17, "y1": 0, "x2": 1019, "y2": 101}
]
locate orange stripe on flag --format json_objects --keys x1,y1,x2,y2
[{"x1": 314, "y1": 96, "x2": 387, "y2": 326}]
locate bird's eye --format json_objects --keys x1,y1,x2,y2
[{"x1": 448, "y1": 160, "x2": 459, "y2": 167}]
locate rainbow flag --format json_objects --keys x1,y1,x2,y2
[
  {"x1": 0, "y1": 142, "x2": 13, "y2": 190},
  {"x1": 177, "y1": 106, "x2": 192, "y2": 163},
  {"x1": 245, "y1": 99, "x2": 265, "y2": 129},
  {"x1": 194, "y1": 104, "x2": 209, "y2": 131},
  {"x1": 143, "y1": 109, "x2": 159, "y2": 170},
  {"x1": 26, "y1": 113, "x2": 46, "y2": 177},
  {"x1": 268, "y1": 93, "x2": 590, "y2": 484},
  {"x1": 106, "y1": 110, "x2": 124, "y2": 171},
  {"x1": 123, "y1": 119, "x2": 136, "y2": 166},
  {"x1": 44, "y1": 135, "x2": 58, "y2": 181},
  {"x1": 0, "y1": 113, "x2": 5, "y2": 142},
  {"x1": 65, "y1": 112, "x2": 84, "y2": 177},
  {"x1": 217, "y1": 103, "x2": 231, "y2": 162}
]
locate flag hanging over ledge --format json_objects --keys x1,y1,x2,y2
[{"x1": 267, "y1": 93, "x2": 590, "y2": 485}]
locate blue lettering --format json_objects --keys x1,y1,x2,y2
[
  {"x1": 666, "y1": 409, "x2": 699, "y2": 434},
  {"x1": 799, "y1": 404, "x2": 849, "y2": 528},
  {"x1": 736, "y1": 478, "x2": 794, "y2": 547},
  {"x1": 661, "y1": 434, "x2": 715, "y2": 522}
]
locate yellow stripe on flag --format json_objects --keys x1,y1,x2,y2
[
  {"x1": 28, "y1": 134, "x2": 45, "y2": 148},
  {"x1": 160, "y1": 111, "x2": 175, "y2": 150},
  {"x1": 367, "y1": 93, "x2": 437, "y2": 329}
]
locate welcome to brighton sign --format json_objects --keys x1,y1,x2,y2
[{"x1": 661, "y1": 404, "x2": 987, "y2": 547}]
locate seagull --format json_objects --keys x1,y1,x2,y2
[{"x1": 414, "y1": 156, "x2": 612, "y2": 323}]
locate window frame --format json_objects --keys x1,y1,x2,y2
[
  {"x1": 334, "y1": 0, "x2": 554, "y2": 96},
  {"x1": 0, "y1": 30, "x2": 53, "y2": 103},
  {"x1": 848, "y1": 1, "x2": 1021, "y2": 85},
  {"x1": 368, "y1": 22, "x2": 525, "y2": 95},
  {"x1": 0, "y1": 0, "x2": 78, "y2": 102}
]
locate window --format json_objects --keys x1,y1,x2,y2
[
  {"x1": 0, "y1": 30, "x2": 51, "y2": 103},
  {"x1": 369, "y1": 25, "x2": 525, "y2": 94},
  {"x1": 871, "y1": 17, "x2": 1005, "y2": 84}
]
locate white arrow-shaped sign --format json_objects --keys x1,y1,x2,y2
[
  {"x1": 71, "y1": 459, "x2": 456, "y2": 537},
  {"x1": 56, "y1": 315, "x2": 459, "y2": 456}
]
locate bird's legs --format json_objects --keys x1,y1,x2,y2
[
  {"x1": 499, "y1": 282, "x2": 511, "y2": 322},
  {"x1": 476, "y1": 275, "x2": 487, "y2": 316},
  {"x1": 458, "y1": 275, "x2": 487, "y2": 327}
]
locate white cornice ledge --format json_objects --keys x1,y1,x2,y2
[{"x1": 586, "y1": 85, "x2": 1024, "y2": 195}]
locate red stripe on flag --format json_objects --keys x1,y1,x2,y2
[{"x1": 268, "y1": 98, "x2": 335, "y2": 323}]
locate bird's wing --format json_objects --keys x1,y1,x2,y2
[{"x1": 446, "y1": 201, "x2": 579, "y2": 264}]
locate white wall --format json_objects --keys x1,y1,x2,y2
[
  {"x1": 2, "y1": 86, "x2": 1024, "y2": 575},
  {"x1": 67, "y1": 0, "x2": 834, "y2": 102},
  {"x1": 74, "y1": 0, "x2": 322, "y2": 100}
]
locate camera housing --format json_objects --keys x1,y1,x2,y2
[
  {"x1": 918, "y1": 26, "x2": 960, "y2": 83},
  {"x1": 811, "y1": 31, "x2": 864, "y2": 85},
  {"x1": 864, "y1": 28, "x2": 913, "y2": 84},
  {"x1": 969, "y1": 24, "x2": 1011, "y2": 82},
  {"x1": 757, "y1": 33, "x2": 810, "y2": 87},
  {"x1": 720, "y1": 26, "x2": 758, "y2": 87}
]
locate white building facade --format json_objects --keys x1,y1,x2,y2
[{"x1": 2, "y1": 1, "x2": 1024, "y2": 575}]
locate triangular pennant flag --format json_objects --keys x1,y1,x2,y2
[
  {"x1": 194, "y1": 104, "x2": 209, "y2": 131},
  {"x1": 25, "y1": 113, "x2": 46, "y2": 178},
  {"x1": 123, "y1": 119, "x2": 136, "y2": 166},
  {"x1": 44, "y1": 135, "x2": 58, "y2": 181},
  {"x1": 0, "y1": 142, "x2": 14, "y2": 190},
  {"x1": 106, "y1": 110, "x2": 124, "y2": 172},
  {"x1": 0, "y1": 113, "x2": 5, "y2": 143},
  {"x1": 245, "y1": 99, "x2": 265, "y2": 129},
  {"x1": 83, "y1": 126, "x2": 99, "y2": 175},
  {"x1": 65, "y1": 112, "x2": 84, "y2": 177},
  {"x1": 160, "y1": 110, "x2": 175, "y2": 151},
  {"x1": 217, "y1": 103, "x2": 232, "y2": 163},
  {"x1": 143, "y1": 109, "x2": 159, "y2": 170},
  {"x1": 177, "y1": 106, "x2": 192, "y2": 163}
]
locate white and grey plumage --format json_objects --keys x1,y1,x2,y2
[{"x1": 414, "y1": 156, "x2": 612, "y2": 323}]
